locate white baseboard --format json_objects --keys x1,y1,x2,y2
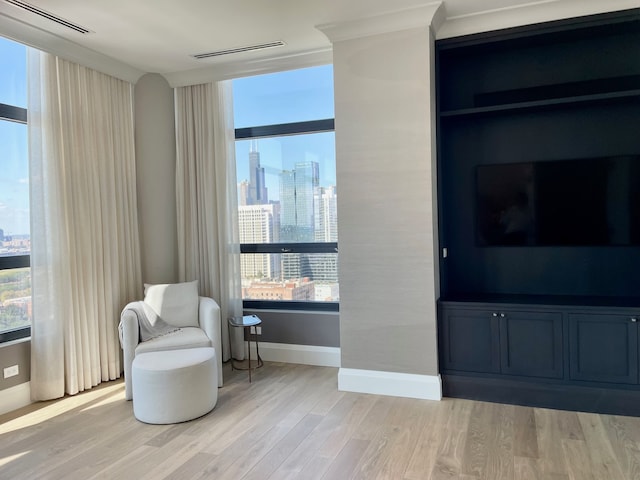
[
  {"x1": 246, "y1": 342, "x2": 341, "y2": 367},
  {"x1": 0, "y1": 382, "x2": 32, "y2": 416},
  {"x1": 338, "y1": 368, "x2": 442, "y2": 400}
]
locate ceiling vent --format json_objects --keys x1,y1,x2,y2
[
  {"x1": 3, "y1": 0, "x2": 91, "y2": 34},
  {"x1": 192, "y1": 41, "x2": 285, "y2": 59}
]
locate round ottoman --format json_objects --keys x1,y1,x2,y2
[{"x1": 132, "y1": 347, "x2": 218, "y2": 424}]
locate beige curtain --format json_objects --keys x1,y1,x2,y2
[
  {"x1": 28, "y1": 49, "x2": 142, "y2": 400},
  {"x1": 174, "y1": 81, "x2": 243, "y2": 362}
]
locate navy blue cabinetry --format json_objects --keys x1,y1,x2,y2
[
  {"x1": 499, "y1": 310, "x2": 564, "y2": 379},
  {"x1": 435, "y1": 9, "x2": 640, "y2": 416},
  {"x1": 569, "y1": 313, "x2": 638, "y2": 384},
  {"x1": 439, "y1": 300, "x2": 640, "y2": 415},
  {"x1": 440, "y1": 308, "x2": 500, "y2": 374},
  {"x1": 440, "y1": 304, "x2": 563, "y2": 378}
]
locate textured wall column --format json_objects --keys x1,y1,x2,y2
[
  {"x1": 134, "y1": 73, "x2": 179, "y2": 285},
  {"x1": 318, "y1": 4, "x2": 444, "y2": 399}
]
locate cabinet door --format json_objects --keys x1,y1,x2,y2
[
  {"x1": 440, "y1": 308, "x2": 500, "y2": 373},
  {"x1": 500, "y1": 311, "x2": 563, "y2": 379},
  {"x1": 569, "y1": 313, "x2": 638, "y2": 384}
]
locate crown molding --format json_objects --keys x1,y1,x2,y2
[
  {"x1": 437, "y1": 0, "x2": 640, "y2": 39},
  {"x1": 316, "y1": 2, "x2": 444, "y2": 44},
  {"x1": 0, "y1": 11, "x2": 143, "y2": 84}
]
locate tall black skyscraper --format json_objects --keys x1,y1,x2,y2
[{"x1": 247, "y1": 140, "x2": 268, "y2": 205}]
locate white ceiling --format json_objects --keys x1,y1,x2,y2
[{"x1": 0, "y1": 0, "x2": 637, "y2": 83}]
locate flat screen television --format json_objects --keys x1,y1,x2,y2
[{"x1": 476, "y1": 155, "x2": 640, "y2": 246}]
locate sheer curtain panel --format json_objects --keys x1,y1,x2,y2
[
  {"x1": 28, "y1": 49, "x2": 142, "y2": 400},
  {"x1": 175, "y1": 81, "x2": 244, "y2": 362}
]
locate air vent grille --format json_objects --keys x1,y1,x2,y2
[
  {"x1": 192, "y1": 41, "x2": 285, "y2": 59},
  {"x1": 4, "y1": 0, "x2": 91, "y2": 34}
]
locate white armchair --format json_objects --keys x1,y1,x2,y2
[{"x1": 119, "y1": 282, "x2": 223, "y2": 401}]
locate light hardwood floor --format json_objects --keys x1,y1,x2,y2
[{"x1": 1, "y1": 362, "x2": 640, "y2": 480}]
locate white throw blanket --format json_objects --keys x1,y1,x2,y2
[{"x1": 119, "y1": 301, "x2": 181, "y2": 344}]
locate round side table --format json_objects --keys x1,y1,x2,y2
[{"x1": 228, "y1": 314, "x2": 264, "y2": 382}]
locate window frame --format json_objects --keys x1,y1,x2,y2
[
  {"x1": 0, "y1": 100, "x2": 31, "y2": 343},
  {"x1": 236, "y1": 118, "x2": 339, "y2": 312}
]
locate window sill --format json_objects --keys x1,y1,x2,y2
[
  {"x1": 243, "y1": 300, "x2": 339, "y2": 312},
  {"x1": 0, "y1": 335, "x2": 31, "y2": 348},
  {"x1": 0, "y1": 327, "x2": 31, "y2": 345}
]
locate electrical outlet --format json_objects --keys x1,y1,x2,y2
[{"x1": 3, "y1": 365, "x2": 19, "y2": 379}]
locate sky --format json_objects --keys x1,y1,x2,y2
[
  {"x1": 0, "y1": 36, "x2": 28, "y2": 237},
  {"x1": 232, "y1": 64, "x2": 336, "y2": 203},
  {"x1": 0, "y1": 35, "x2": 335, "y2": 235}
]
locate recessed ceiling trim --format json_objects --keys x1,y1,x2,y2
[
  {"x1": 192, "y1": 41, "x2": 286, "y2": 59},
  {"x1": 3, "y1": 0, "x2": 92, "y2": 34}
]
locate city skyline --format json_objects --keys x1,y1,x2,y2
[
  {"x1": 1, "y1": 37, "x2": 335, "y2": 237},
  {"x1": 235, "y1": 132, "x2": 336, "y2": 204},
  {"x1": 233, "y1": 64, "x2": 336, "y2": 204},
  {"x1": 237, "y1": 141, "x2": 339, "y2": 301},
  {"x1": 232, "y1": 65, "x2": 338, "y2": 301}
]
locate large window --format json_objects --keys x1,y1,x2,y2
[
  {"x1": 0, "y1": 36, "x2": 30, "y2": 342},
  {"x1": 233, "y1": 65, "x2": 338, "y2": 311}
]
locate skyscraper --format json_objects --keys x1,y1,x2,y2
[
  {"x1": 280, "y1": 161, "x2": 319, "y2": 242},
  {"x1": 314, "y1": 185, "x2": 338, "y2": 242},
  {"x1": 309, "y1": 185, "x2": 339, "y2": 284},
  {"x1": 238, "y1": 180, "x2": 249, "y2": 206},
  {"x1": 238, "y1": 204, "x2": 280, "y2": 280},
  {"x1": 247, "y1": 140, "x2": 268, "y2": 205},
  {"x1": 279, "y1": 161, "x2": 320, "y2": 280}
]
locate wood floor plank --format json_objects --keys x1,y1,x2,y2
[
  {"x1": 515, "y1": 455, "x2": 572, "y2": 480},
  {"x1": 188, "y1": 426, "x2": 293, "y2": 480},
  {"x1": 601, "y1": 415, "x2": 640, "y2": 480},
  {"x1": 240, "y1": 413, "x2": 323, "y2": 480},
  {"x1": 294, "y1": 455, "x2": 334, "y2": 480},
  {"x1": 400, "y1": 399, "x2": 442, "y2": 479},
  {"x1": 123, "y1": 430, "x2": 221, "y2": 480},
  {"x1": 269, "y1": 393, "x2": 377, "y2": 478},
  {"x1": 2, "y1": 364, "x2": 640, "y2": 480},
  {"x1": 348, "y1": 425, "x2": 394, "y2": 480},
  {"x1": 429, "y1": 428, "x2": 467, "y2": 479},
  {"x1": 461, "y1": 401, "x2": 494, "y2": 477},
  {"x1": 337, "y1": 398, "x2": 425, "y2": 479},
  {"x1": 483, "y1": 402, "x2": 515, "y2": 480},
  {"x1": 320, "y1": 438, "x2": 370, "y2": 480},
  {"x1": 555, "y1": 410, "x2": 585, "y2": 441},
  {"x1": 515, "y1": 456, "x2": 541, "y2": 480},
  {"x1": 371, "y1": 398, "x2": 435, "y2": 480},
  {"x1": 561, "y1": 439, "x2": 597, "y2": 480},
  {"x1": 514, "y1": 406, "x2": 540, "y2": 459},
  {"x1": 162, "y1": 452, "x2": 218, "y2": 480},
  {"x1": 350, "y1": 395, "x2": 395, "y2": 442},
  {"x1": 577, "y1": 412, "x2": 626, "y2": 480},
  {"x1": 534, "y1": 408, "x2": 570, "y2": 477}
]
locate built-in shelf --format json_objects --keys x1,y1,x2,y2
[
  {"x1": 440, "y1": 89, "x2": 640, "y2": 119},
  {"x1": 440, "y1": 293, "x2": 640, "y2": 309},
  {"x1": 436, "y1": 8, "x2": 640, "y2": 415}
]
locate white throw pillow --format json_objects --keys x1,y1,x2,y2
[{"x1": 143, "y1": 280, "x2": 199, "y2": 328}]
